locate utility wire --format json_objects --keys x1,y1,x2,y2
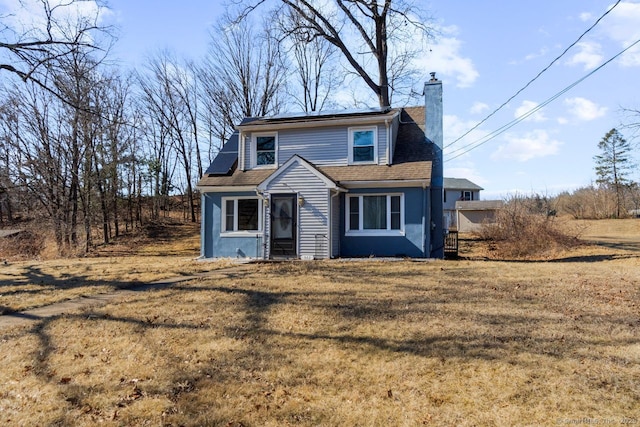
[
  {"x1": 444, "y1": 0, "x2": 621, "y2": 150},
  {"x1": 445, "y1": 36, "x2": 640, "y2": 162}
]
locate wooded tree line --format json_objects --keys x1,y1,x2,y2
[
  {"x1": 555, "y1": 128, "x2": 639, "y2": 219},
  {"x1": 0, "y1": 1, "x2": 638, "y2": 257},
  {"x1": 0, "y1": 0, "x2": 432, "y2": 255}
]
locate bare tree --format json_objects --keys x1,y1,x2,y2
[
  {"x1": 0, "y1": 0, "x2": 108, "y2": 100},
  {"x1": 621, "y1": 106, "x2": 640, "y2": 138},
  {"x1": 137, "y1": 51, "x2": 201, "y2": 222},
  {"x1": 285, "y1": 21, "x2": 339, "y2": 112},
  {"x1": 199, "y1": 14, "x2": 287, "y2": 147},
  {"x1": 237, "y1": 0, "x2": 432, "y2": 107},
  {"x1": 0, "y1": 95, "x2": 21, "y2": 224}
]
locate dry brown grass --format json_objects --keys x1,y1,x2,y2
[
  {"x1": 0, "y1": 222, "x2": 233, "y2": 314},
  {"x1": 1, "y1": 260, "x2": 640, "y2": 423},
  {"x1": 1, "y1": 219, "x2": 639, "y2": 425}
]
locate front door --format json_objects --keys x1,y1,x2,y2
[{"x1": 270, "y1": 194, "x2": 297, "y2": 258}]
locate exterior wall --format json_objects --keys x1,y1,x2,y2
[
  {"x1": 339, "y1": 187, "x2": 428, "y2": 258},
  {"x1": 444, "y1": 210, "x2": 456, "y2": 231},
  {"x1": 331, "y1": 192, "x2": 340, "y2": 257},
  {"x1": 457, "y1": 210, "x2": 497, "y2": 233},
  {"x1": 243, "y1": 123, "x2": 390, "y2": 169},
  {"x1": 201, "y1": 191, "x2": 264, "y2": 258},
  {"x1": 242, "y1": 134, "x2": 250, "y2": 170},
  {"x1": 444, "y1": 189, "x2": 481, "y2": 230},
  {"x1": 444, "y1": 189, "x2": 480, "y2": 210},
  {"x1": 278, "y1": 127, "x2": 347, "y2": 166},
  {"x1": 263, "y1": 161, "x2": 331, "y2": 259},
  {"x1": 390, "y1": 115, "x2": 400, "y2": 161}
]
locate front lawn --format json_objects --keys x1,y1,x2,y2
[{"x1": 1, "y1": 259, "x2": 638, "y2": 426}]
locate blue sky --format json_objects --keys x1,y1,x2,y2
[
  {"x1": 5, "y1": 0, "x2": 639, "y2": 199},
  {"x1": 106, "y1": 0, "x2": 639, "y2": 199}
]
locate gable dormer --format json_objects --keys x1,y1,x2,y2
[{"x1": 235, "y1": 108, "x2": 400, "y2": 170}]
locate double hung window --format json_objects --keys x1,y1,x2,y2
[
  {"x1": 252, "y1": 133, "x2": 277, "y2": 167},
  {"x1": 348, "y1": 127, "x2": 377, "y2": 164}
]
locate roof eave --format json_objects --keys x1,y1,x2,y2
[
  {"x1": 197, "y1": 185, "x2": 257, "y2": 193},
  {"x1": 340, "y1": 179, "x2": 430, "y2": 189},
  {"x1": 237, "y1": 110, "x2": 400, "y2": 132}
]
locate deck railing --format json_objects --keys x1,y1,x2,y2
[{"x1": 444, "y1": 231, "x2": 459, "y2": 259}]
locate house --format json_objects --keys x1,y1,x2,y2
[
  {"x1": 197, "y1": 75, "x2": 444, "y2": 260},
  {"x1": 443, "y1": 178, "x2": 483, "y2": 230}
]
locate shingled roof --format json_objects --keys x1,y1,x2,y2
[{"x1": 197, "y1": 107, "x2": 433, "y2": 189}]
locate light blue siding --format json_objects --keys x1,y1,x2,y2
[
  {"x1": 243, "y1": 123, "x2": 390, "y2": 168},
  {"x1": 278, "y1": 127, "x2": 347, "y2": 166},
  {"x1": 263, "y1": 160, "x2": 331, "y2": 259},
  {"x1": 202, "y1": 192, "x2": 264, "y2": 259},
  {"x1": 377, "y1": 124, "x2": 387, "y2": 164},
  {"x1": 339, "y1": 187, "x2": 428, "y2": 258},
  {"x1": 203, "y1": 186, "x2": 430, "y2": 259},
  {"x1": 242, "y1": 134, "x2": 250, "y2": 170}
]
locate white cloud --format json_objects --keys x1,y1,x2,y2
[
  {"x1": 515, "y1": 100, "x2": 547, "y2": 122},
  {"x1": 576, "y1": 2, "x2": 640, "y2": 67},
  {"x1": 0, "y1": 0, "x2": 108, "y2": 40},
  {"x1": 444, "y1": 164, "x2": 488, "y2": 187},
  {"x1": 470, "y1": 102, "x2": 489, "y2": 115},
  {"x1": 443, "y1": 114, "x2": 489, "y2": 160},
  {"x1": 566, "y1": 41, "x2": 603, "y2": 70},
  {"x1": 557, "y1": 117, "x2": 569, "y2": 125},
  {"x1": 600, "y1": 1, "x2": 640, "y2": 67},
  {"x1": 492, "y1": 130, "x2": 562, "y2": 162},
  {"x1": 418, "y1": 25, "x2": 479, "y2": 88},
  {"x1": 579, "y1": 12, "x2": 594, "y2": 21},
  {"x1": 564, "y1": 97, "x2": 608, "y2": 121},
  {"x1": 525, "y1": 47, "x2": 549, "y2": 61},
  {"x1": 510, "y1": 47, "x2": 549, "y2": 65}
]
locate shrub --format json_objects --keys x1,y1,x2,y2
[
  {"x1": 476, "y1": 194, "x2": 583, "y2": 259},
  {"x1": 0, "y1": 229, "x2": 47, "y2": 260}
]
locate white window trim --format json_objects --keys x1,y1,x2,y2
[
  {"x1": 345, "y1": 193, "x2": 405, "y2": 237},
  {"x1": 221, "y1": 196, "x2": 263, "y2": 237},
  {"x1": 250, "y1": 132, "x2": 278, "y2": 169},
  {"x1": 348, "y1": 126, "x2": 378, "y2": 165}
]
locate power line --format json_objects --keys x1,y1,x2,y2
[
  {"x1": 445, "y1": 0, "x2": 621, "y2": 150},
  {"x1": 445, "y1": 36, "x2": 640, "y2": 162}
]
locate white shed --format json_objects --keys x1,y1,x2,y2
[{"x1": 455, "y1": 200, "x2": 504, "y2": 233}]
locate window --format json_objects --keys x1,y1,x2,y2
[
  {"x1": 252, "y1": 133, "x2": 277, "y2": 167},
  {"x1": 462, "y1": 191, "x2": 472, "y2": 201},
  {"x1": 222, "y1": 197, "x2": 262, "y2": 234},
  {"x1": 348, "y1": 127, "x2": 377, "y2": 164},
  {"x1": 346, "y1": 194, "x2": 404, "y2": 235}
]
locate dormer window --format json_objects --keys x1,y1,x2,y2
[
  {"x1": 251, "y1": 133, "x2": 277, "y2": 167},
  {"x1": 348, "y1": 127, "x2": 377, "y2": 164}
]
